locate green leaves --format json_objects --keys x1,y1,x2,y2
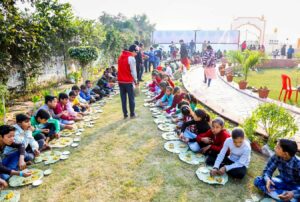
[
  {"x1": 226, "y1": 50, "x2": 264, "y2": 81},
  {"x1": 68, "y1": 46, "x2": 99, "y2": 67},
  {"x1": 243, "y1": 103, "x2": 298, "y2": 149}
]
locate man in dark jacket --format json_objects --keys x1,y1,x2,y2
[
  {"x1": 134, "y1": 41, "x2": 143, "y2": 82},
  {"x1": 118, "y1": 45, "x2": 138, "y2": 119},
  {"x1": 180, "y1": 39, "x2": 190, "y2": 70}
]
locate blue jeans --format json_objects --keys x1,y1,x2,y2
[
  {"x1": 0, "y1": 151, "x2": 20, "y2": 180},
  {"x1": 254, "y1": 176, "x2": 300, "y2": 202},
  {"x1": 183, "y1": 130, "x2": 201, "y2": 152},
  {"x1": 119, "y1": 83, "x2": 135, "y2": 117}
]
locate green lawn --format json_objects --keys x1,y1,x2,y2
[
  {"x1": 14, "y1": 73, "x2": 268, "y2": 202},
  {"x1": 234, "y1": 68, "x2": 300, "y2": 104}
]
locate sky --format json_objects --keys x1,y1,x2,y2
[{"x1": 62, "y1": 0, "x2": 300, "y2": 45}]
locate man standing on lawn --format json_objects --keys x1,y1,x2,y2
[{"x1": 118, "y1": 44, "x2": 138, "y2": 119}]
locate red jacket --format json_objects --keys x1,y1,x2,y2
[
  {"x1": 196, "y1": 129, "x2": 230, "y2": 153},
  {"x1": 117, "y1": 51, "x2": 134, "y2": 84},
  {"x1": 53, "y1": 102, "x2": 74, "y2": 121},
  {"x1": 155, "y1": 90, "x2": 166, "y2": 100},
  {"x1": 165, "y1": 93, "x2": 185, "y2": 111}
]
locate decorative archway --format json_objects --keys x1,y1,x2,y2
[{"x1": 231, "y1": 16, "x2": 266, "y2": 45}]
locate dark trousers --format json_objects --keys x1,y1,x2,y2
[
  {"x1": 221, "y1": 157, "x2": 247, "y2": 179},
  {"x1": 138, "y1": 64, "x2": 144, "y2": 81},
  {"x1": 144, "y1": 60, "x2": 149, "y2": 72},
  {"x1": 148, "y1": 61, "x2": 155, "y2": 72},
  {"x1": 34, "y1": 123, "x2": 56, "y2": 142},
  {"x1": 119, "y1": 83, "x2": 135, "y2": 117}
]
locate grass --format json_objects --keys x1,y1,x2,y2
[
  {"x1": 234, "y1": 68, "x2": 300, "y2": 105},
  {"x1": 16, "y1": 73, "x2": 267, "y2": 202}
]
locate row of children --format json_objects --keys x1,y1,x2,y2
[
  {"x1": 0, "y1": 68, "x2": 118, "y2": 189},
  {"x1": 146, "y1": 65, "x2": 300, "y2": 201}
]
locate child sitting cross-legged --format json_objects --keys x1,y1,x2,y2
[
  {"x1": 188, "y1": 117, "x2": 230, "y2": 166},
  {"x1": 148, "y1": 81, "x2": 168, "y2": 104},
  {"x1": 164, "y1": 87, "x2": 185, "y2": 114},
  {"x1": 4, "y1": 114, "x2": 42, "y2": 164},
  {"x1": 254, "y1": 139, "x2": 300, "y2": 202},
  {"x1": 67, "y1": 91, "x2": 84, "y2": 119},
  {"x1": 0, "y1": 125, "x2": 32, "y2": 181},
  {"x1": 31, "y1": 109, "x2": 60, "y2": 146},
  {"x1": 157, "y1": 86, "x2": 174, "y2": 109},
  {"x1": 54, "y1": 93, "x2": 79, "y2": 124},
  {"x1": 79, "y1": 85, "x2": 96, "y2": 103},
  {"x1": 210, "y1": 128, "x2": 251, "y2": 179},
  {"x1": 179, "y1": 108, "x2": 211, "y2": 143}
]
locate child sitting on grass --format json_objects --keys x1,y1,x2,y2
[
  {"x1": 179, "y1": 108, "x2": 211, "y2": 143},
  {"x1": 162, "y1": 74, "x2": 175, "y2": 88},
  {"x1": 148, "y1": 81, "x2": 168, "y2": 103},
  {"x1": 157, "y1": 86, "x2": 174, "y2": 108},
  {"x1": 0, "y1": 125, "x2": 31, "y2": 181},
  {"x1": 71, "y1": 85, "x2": 90, "y2": 112},
  {"x1": 188, "y1": 117, "x2": 230, "y2": 166},
  {"x1": 37, "y1": 95, "x2": 72, "y2": 130},
  {"x1": 164, "y1": 87, "x2": 186, "y2": 114},
  {"x1": 54, "y1": 93, "x2": 78, "y2": 124},
  {"x1": 254, "y1": 139, "x2": 300, "y2": 202},
  {"x1": 183, "y1": 93, "x2": 197, "y2": 111},
  {"x1": 31, "y1": 109, "x2": 60, "y2": 145},
  {"x1": 4, "y1": 114, "x2": 41, "y2": 163},
  {"x1": 211, "y1": 128, "x2": 251, "y2": 179},
  {"x1": 79, "y1": 85, "x2": 95, "y2": 103},
  {"x1": 67, "y1": 91, "x2": 84, "y2": 119}
]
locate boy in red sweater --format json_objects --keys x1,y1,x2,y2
[{"x1": 188, "y1": 117, "x2": 230, "y2": 166}]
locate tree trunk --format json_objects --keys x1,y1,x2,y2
[
  {"x1": 2, "y1": 95, "x2": 6, "y2": 124},
  {"x1": 82, "y1": 66, "x2": 88, "y2": 83}
]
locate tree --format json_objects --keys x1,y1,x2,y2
[
  {"x1": 34, "y1": 0, "x2": 78, "y2": 78},
  {"x1": 68, "y1": 46, "x2": 99, "y2": 81}
]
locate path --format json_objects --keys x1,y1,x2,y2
[{"x1": 183, "y1": 66, "x2": 300, "y2": 144}]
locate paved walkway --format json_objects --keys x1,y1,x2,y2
[{"x1": 182, "y1": 65, "x2": 300, "y2": 144}]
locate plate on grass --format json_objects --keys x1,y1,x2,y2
[
  {"x1": 195, "y1": 166, "x2": 228, "y2": 185},
  {"x1": 158, "y1": 123, "x2": 176, "y2": 132},
  {"x1": 73, "y1": 137, "x2": 81, "y2": 142},
  {"x1": 35, "y1": 151, "x2": 62, "y2": 165},
  {"x1": 164, "y1": 141, "x2": 188, "y2": 154},
  {"x1": 71, "y1": 143, "x2": 79, "y2": 147},
  {"x1": 9, "y1": 169, "x2": 44, "y2": 187},
  {"x1": 161, "y1": 132, "x2": 180, "y2": 141},
  {"x1": 60, "y1": 155, "x2": 69, "y2": 160},
  {"x1": 178, "y1": 151, "x2": 206, "y2": 165},
  {"x1": 43, "y1": 169, "x2": 52, "y2": 176},
  {"x1": 0, "y1": 190, "x2": 20, "y2": 202},
  {"x1": 49, "y1": 137, "x2": 73, "y2": 148},
  {"x1": 32, "y1": 179, "x2": 43, "y2": 187}
]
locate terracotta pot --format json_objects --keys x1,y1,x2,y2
[
  {"x1": 251, "y1": 142, "x2": 262, "y2": 153},
  {"x1": 238, "y1": 80, "x2": 248, "y2": 89},
  {"x1": 258, "y1": 88, "x2": 270, "y2": 99},
  {"x1": 226, "y1": 74, "x2": 233, "y2": 82},
  {"x1": 220, "y1": 69, "x2": 226, "y2": 76}
]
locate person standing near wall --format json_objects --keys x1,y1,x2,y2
[
  {"x1": 117, "y1": 45, "x2": 138, "y2": 119},
  {"x1": 281, "y1": 44, "x2": 286, "y2": 59},
  {"x1": 287, "y1": 45, "x2": 295, "y2": 59}
]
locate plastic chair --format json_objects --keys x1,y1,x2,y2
[{"x1": 278, "y1": 74, "x2": 298, "y2": 102}]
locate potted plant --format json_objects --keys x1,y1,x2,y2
[
  {"x1": 244, "y1": 103, "x2": 298, "y2": 156},
  {"x1": 232, "y1": 51, "x2": 262, "y2": 90},
  {"x1": 226, "y1": 73, "x2": 234, "y2": 82},
  {"x1": 258, "y1": 86, "x2": 270, "y2": 99},
  {"x1": 243, "y1": 116, "x2": 263, "y2": 153},
  {"x1": 220, "y1": 68, "x2": 226, "y2": 76}
]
